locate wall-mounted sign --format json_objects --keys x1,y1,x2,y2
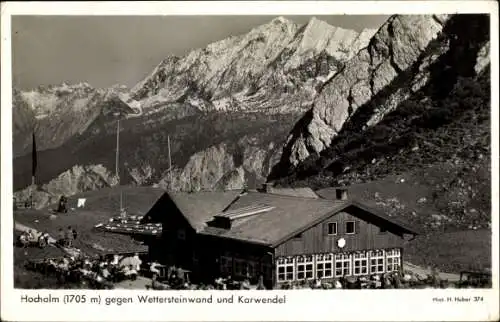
[{"x1": 337, "y1": 238, "x2": 346, "y2": 248}]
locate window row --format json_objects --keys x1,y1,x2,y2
[
  {"x1": 326, "y1": 222, "x2": 389, "y2": 235},
  {"x1": 276, "y1": 249, "x2": 401, "y2": 282},
  {"x1": 326, "y1": 221, "x2": 356, "y2": 235}
]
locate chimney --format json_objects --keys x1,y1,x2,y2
[
  {"x1": 263, "y1": 182, "x2": 274, "y2": 193},
  {"x1": 336, "y1": 188, "x2": 348, "y2": 200}
]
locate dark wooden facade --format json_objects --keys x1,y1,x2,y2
[
  {"x1": 142, "y1": 192, "x2": 416, "y2": 288},
  {"x1": 140, "y1": 194, "x2": 197, "y2": 269},
  {"x1": 274, "y1": 206, "x2": 407, "y2": 257},
  {"x1": 197, "y1": 235, "x2": 275, "y2": 288},
  {"x1": 142, "y1": 194, "x2": 275, "y2": 286}
]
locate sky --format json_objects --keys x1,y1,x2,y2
[{"x1": 11, "y1": 15, "x2": 389, "y2": 90}]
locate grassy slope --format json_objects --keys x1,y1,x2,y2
[
  {"x1": 13, "y1": 186, "x2": 165, "y2": 288},
  {"x1": 404, "y1": 229, "x2": 491, "y2": 273}
]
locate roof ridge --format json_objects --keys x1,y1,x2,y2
[{"x1": 247, "y1": 190, "x2": 332, "y2": 202}]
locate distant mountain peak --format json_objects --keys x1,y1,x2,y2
[
  {"x1": 305, "y1": 16, "x2": 329, "y2": 27},
  {"x1": 128, "y1": 14, "x2": 375, "y2": 112},
  {"x1": 271, "y1": 16, "x2": 294, "y2": 25}
]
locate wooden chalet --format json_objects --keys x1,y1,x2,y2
[{"x1": 139, "y1": 185, "x2": 418, "y2": 289}]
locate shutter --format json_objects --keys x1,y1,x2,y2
[{"x1": 355, "y1": 220, "x2": 360, "y2": 234}]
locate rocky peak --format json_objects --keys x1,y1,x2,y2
[
  {"x1": 278, "y1": 14, "x2": 451, "y2": 168},
  {"x1": 271, "y1": 16, "x2": 294, "y2": 25},
  {"x1": 128, "y1": 16, "x2": 371, "y2": 114}
]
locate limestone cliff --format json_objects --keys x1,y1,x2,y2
[{"x1": 280, "y1": 15, "x2": 450, "y2": 167}]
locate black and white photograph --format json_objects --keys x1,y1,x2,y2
[{"x1": 1, "y1": 1, "x2": 499, "y2": 321}]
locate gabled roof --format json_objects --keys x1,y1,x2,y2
[
  {"x1": 199, "y1": 191, "x2": 419, "y2": 247},
  {"x1": 348, "y1": 200, "x2": 420, "y2": 236},
  {"x1": 263, "y1": 187, "x2": 320, "y2": 199},
  {"x1": 200, "y1": 192, "x2": 348, "y2": 246},
  {"x1": 315, "y1": 187, "x2": 419, "y2": 235},
  {"x1": 166, "y1": 190, "x2": 244, "y2": 232}
]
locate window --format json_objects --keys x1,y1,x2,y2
[
  {"x1": 335, "y1": 253, "x2": 351, "y2": 277},
  {"x1": 353, "y1": 252, "x2": 369, "y2": 275},
  {"x1": 296, "y1": 255, "x2": 314, "y2": 280},
  {"x1": 316, "y1": 254, "x2": 333, "y2": 279},
  {"x1": 386, "y1": 249, "x2": 401, "y2": 272},
  {"x1": 369, "y1": 250, "x2": 385, "y2": 274},
  {"x1": 379, "y1": 227, "x2": 387, "y2": 234},
  {"x1": 346, "y1": 221, "x2": 356, "y2": 234},
  {"x1": 277, "y1": 257, "x2": 295, "y2": 282},
  {"x1": 177, "y1": 229, "x2": 186, "y2": 240},
  {"x1": 327, "y1": 222, "x2": 337, "y2": 235},
  {"x1": 231, "y1": 258, "x2": 258, "y2": 278},
  {"x1": 220, "y1": 256, "x2": 232, "y2": 275}
]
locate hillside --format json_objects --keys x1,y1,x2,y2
[
  {"x1": 13, "y1": 16, "x2": 375, "y2": 208},
  {"x1": 271, "y1": 14, "x2": 491, "y2": 232}
]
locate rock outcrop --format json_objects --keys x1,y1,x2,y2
[
  {"x1": 156, "y1": 137, "x2": 282, "y2": 192},
  {"x1": 14, "y1": 164, "x2": 117, "y2": 209},
  {"x1": 280, "y1": 15, "x2": 450, "y2": 167}
]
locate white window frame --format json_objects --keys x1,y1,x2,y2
[
  {"x1": 345, "y1": 221, "x2": 356, "y2": 234},
  {"x1": 335, "y1": 253, "x2": 352, "y2": 277},
  {"x1": 296, "y1": 255, "x2": 315, "y2": 280},
  {"x1": 276, "y1": 257, "x2": 295, "y2": 282},
  {"x1": 386, "y1": 249, "x2": 401, "y2": 272},
  {"x1": 316, "y1": 254, "x2": 333, "y2": 279},
  {"x1": 327, "y1": 222, "x2": 337, "y2": 235},
  {"x1": 369, "y1": 250, "x2": 385, "y2": 274},
  {"x1": 353, "y1": 251, "x2": 369, "y2": 276},
  {"x1": 220, "y1": 255, "x2": 232, "y2": 275}
]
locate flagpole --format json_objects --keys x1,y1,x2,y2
[
  {"x1": 31, "y1": 113, "x2": 37, "y2": 209},
  {"x1": 116, "y1": 119, "x2": 124, "y2": 214},
  {"x1": 168, "y1": 135, "x2": 172, "y2": 190},
  {"x1": 31, "y1": 175, "x2": 35, "y2": 209}
]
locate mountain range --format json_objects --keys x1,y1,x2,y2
[
  {"x1": 13, "y1": 14, "x2": 491, "y2": 234},
  {"x1": 13, "y1": 16, "x2": 375, "y2": 206}
]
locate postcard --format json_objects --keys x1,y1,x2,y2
[{"x1": 1, "y1": 1, "x2": 498, "y2": 321}]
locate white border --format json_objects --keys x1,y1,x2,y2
[{"x1": 1, "y1": 1, "x2": 499, "y2": 321}]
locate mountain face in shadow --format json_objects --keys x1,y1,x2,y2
[{"x1": 269, "y1": 14, "x2": 491, "y2": 232}]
